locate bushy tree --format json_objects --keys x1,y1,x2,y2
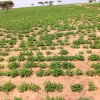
[{"x1": 0, "y1": 1, "x2": 14, "y2": 12}]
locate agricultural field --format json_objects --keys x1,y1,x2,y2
[{"x1": 0, "y1": 3, "x2": 100, "y2": 100}]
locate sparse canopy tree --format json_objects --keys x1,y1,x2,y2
[
  {"x1": 58, "y1": 0, "x2": 62, "y2": 5},
  {"x1": 38, "y1": 2, "x2": 44, "y2": 6},
  {"x1": 0, "y1": 1, "x2": 14, "y2": 12},
  {"x1": 49, "y1": 1, "x2": 54, "y2": 5}
]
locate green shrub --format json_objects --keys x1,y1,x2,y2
[
  {"x1": 71, "y1": 84, "x2": 83, "y2": 92},
  {"x1": 19, "y1": 68, "x2": 32, "y2": 77},
  {"x1": 8, "y1": 62, "x2": 19, "y2": 69},
  {"x1": 91, "y1": 63, "x2": 100, "y2": 70}
]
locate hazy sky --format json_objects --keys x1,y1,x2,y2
[{"x1": 12, "y1": 0, "x2": 99, "y2": 8}]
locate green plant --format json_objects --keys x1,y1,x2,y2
[
  {"x1": 62, "y1": 62, "x2": 75, "y2": 69},
  {"x1": 45, "y1": 95, "x2": 64, "y2": 100},
  {"x1": 0, "y1": 64, "x2": 4, "y2": 69},
  {"x1": 59, "y1": 49, "x2": 68, "y2": 55},
  {"x1": 8, "y1": 56, "x2": 16, "y2": 62},
  {"x1": 36, "y1": 69, "x2": 44, "y2": 77},
  {"x1": 44, "y1": 81, "x2": 63, "y2": 92},
  {"x1": 86, "y1": 50, "x2": 92, "y2": 54},
  {"x1": 14, "y1": 97, "x2": 22, "y2": 100},
  {"x1": 88, "y1": 54, "x2": 100, "y2": 61},
  {"x1": 2, "y1": 81, "x2": 15, "y2": 92},
  {"x1": 8, "y1": 62, "x2": 19, "y2": 69},
  {"x1": 75, "y1": 69, "x2": 83, "y2": 76},
  {"x1": 19, "y1": 68, "x2": 32, "y2": 77},
  {"x1": 18, "y1": 82, "x2": 28, "y2": 92},
  {"x1": 88, "y1": 82, "x2": 97, "y2": 91},
  {"x1": 71, "y1": 84, "x2": 83, "y2": 92},
  {"x1": 0, "y1": 57, "x2": 4, "y2": 62},
  {"x1": 66, "y1": 69, "x2": 74, "y2": 76},
  {"x1": 46, "y1": 51, "x2": 52, "y2": 55},
  {"x1": 86, "y1": 70, "x2": 96, "y2": 76},
  {"x1": 28, "y1": 83, "x2": 41, "y2": 92},
  {"x1": 77, "y1": 97, "x2": 90, "y2": 100},
  {"x1": 50, "y1": 61, "x2": 61, "y2": 69},
  {"x1": 52, "y1": 68, "x2": 64, "y2": 77}
]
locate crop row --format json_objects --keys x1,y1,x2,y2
[{"x1": 0, "y1": 81, "x2": 97, "y2": 94}]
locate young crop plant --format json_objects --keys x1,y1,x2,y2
[
  {"x1": 8, "y1": 62, "x2": 19, "y2": 69},
  {"x1": 75, "y1": 69, "x2": 83, "y2": 76},
  {"x1": 18, "y1": 82, "x2": 28, "y2": 92},
  {"x1": 18, "y1": 68, "x2": 32, "y2": 77},
  {"x1": 52, "y1": 68, "x2": 65, "y2": 77},
  {"x1": 28, "y1": 83, "x2": 41, "y2": 92},
  {"x1": 59, "y1": 49, "x2": 68, "y2": 55},
  {"x1": 91, "y1": 63, "x2": 100, "y2": 70},
  {"x1": 70, "y1": 84, "x2": 83, "y2": 92},
  {"x1": 44, "y1": 81, "x2": 63, "y2": 92},
  {"x1": 66, "y1": 69, "x2": 74, "y2": 76},
  {"x1": 17, "y1": 55, "x2": 25, "y2": 61},
  {"x1": 46, "y1": 51, "x2": 52, "y2": 55},
  {"x1": 85, "y1": 70, "x2": 96, "y2": 76},
  {"x1": 50, "y1": 61, "x2": 61, "y2": 69},
  {"x1": 2, "y1": 81, "x2": 15, "y2": 92},
  {"x1": 14, "y1": 97, "x2": 22, "y2": 100},
  {"x1": 77, "y1": 97, "x2": 90, "y2": 100},
  {"x1": 88, "y1": 54, "x2": 100, "y2": 61},
  {"x1": 36, "y1": 69, "x2": 44, "y2": 77},
  {"x1": 0, "y1": 57, "x2": 4, "y2": 62},
  {"x1": 24, "y1": 61, "x2": 37, "y2": 68},
  {"x1": 88, "y1": 82, "x2": 97, "y2": 91},
  {"x1": 10, "y1": 70, "x2": 19, "y2": 78},
  {"x1": 0, "y1": 64, "x2": 4, "y2": 69},
  {"x1": 39, "y1": 63, "x2": 47, "y2": 68},
  {"x1": 45, "y1": 95, "x2": 64, "y2": 100},
  {"x1": 62, "y1": 62, "x2": 75, "y2": 69},
  {"x1": 86, "y1": 50, "x2": 92, "y2": 54},
  {"x1": 8, "y1": 56, "x2": 16, "y2": 62}
]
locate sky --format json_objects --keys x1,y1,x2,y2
[{"x1": 10, "y1": 0, "x2": 100, "y2": 8}]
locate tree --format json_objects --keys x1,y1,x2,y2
[
  {"x1": 0, "y1": 1, "x2": 14, "y2": 12},
  {"x1": 49, "y1": 1, "x2": 54, "y2": 5},
  {"x1": 88, "y1": 0, "x2": 93, "y2": 3},
  {"x1": 38, "y1": 2, "x2": 44, "y2": 6},
  {"x1": 44, "y1": 1, "x2": 49, "y2": 5},
  {"x1": 58, "y1": 0, "x2": 62, "y2": 5}
]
